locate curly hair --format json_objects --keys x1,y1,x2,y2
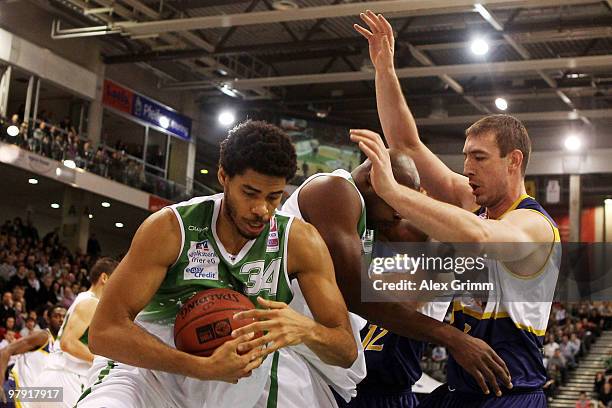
[{"x1": 219, "y1": 120, "x2": 297, "y2": 181}]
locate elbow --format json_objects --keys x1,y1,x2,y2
[
  {"x1": 466, "y1": 225, "x2": 491, "y2": 246},
  {"x1": 88, "y1": 319, "x2": 109, "y2": 355},
  {"x1": 342, "y1": 344, "x2": 358, "y2": 369}
]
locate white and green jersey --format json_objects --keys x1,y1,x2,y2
[
  {"x1": 47, "y1": 291, "x2": 97, "y2": 375},
  {"x1": 138, "y1": 193, "x2": 295, "y2": 326}
]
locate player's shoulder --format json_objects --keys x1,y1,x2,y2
[
  {"x1": 299, "y1": 174, "x2": 362, "y2": 222},
  {"x1": 503, "y1": 208, "x2": 557, "y2": 243},
  {"x1": 302, "y1": 173, "x2": 360, "y2": 201}
]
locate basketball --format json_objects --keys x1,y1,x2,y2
[{"x1": 174, "y1": 288, "x2": 257, "y2": 357}]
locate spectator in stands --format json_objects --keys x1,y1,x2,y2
[
  {"x1": 51, "y1": 135, "x2": 64, "y2": 161},
  {"x1": 549, "y1": 349, "x2": 568, "y2": 385},
  {"x1": 19, "y1": 317, "x2": 39, "y2": 337},
  {"x1": 544, "y1": 333, "x2": 560, "y2": 358},
  {"x1": 0, "y1": 292, "x2": 15, "y2": 325},
  {"x1": 599, "y1": 382, "x2": 612, "y2": 407},
  {"x1": 31, "y1": 121, "x2": 46, "y2": 153},
  {"x1": 576, "y1": 391, "x2": 591, "y2": 408},
  {"x1": 561, "y1": 334, "x2": 579, "y2": 368},
  {"x1": 13, "y1": 300, "x2": 25, "y2": 331},
  {"x1": 595, "y1": 372, "x2": 606, "y2": 394},
  {"x1": 0, "y1": 253, "x2": 16, "y2": 283}
]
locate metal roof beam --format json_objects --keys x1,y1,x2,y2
[
  {"x1": 112, "y1": 0, "x2": 595, "y2": 36},
  {"x1": 162, "y1": 54, "x2": 612, "y2": 90}
]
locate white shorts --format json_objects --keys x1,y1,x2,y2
[
  {"x1": 34, "y1": 367, "x2": 88, "y2": 408},
  {"x1": 76, "y1": 354, "x2": 274, "y2": 408}
]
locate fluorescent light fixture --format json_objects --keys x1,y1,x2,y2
[
  {"x1": 470, "y1": 38, "x2": 489, "y2": 56},
  {"x1": 6, "y1": 125, "x2": 19, "y2": 137},
  {"x1": 115, "y1": 222, "x2": 124, "y2": 228},
  {"x1": 101, "y1": 201, "x2": 111, "y2": 208},
  {"x1": 159, "y1": 116, "x2": 170, "y2": 129},
  {"x1": 494, "y1": 97, "x2": 508, "y2": 111},
  {"x1": 200, "y1": 169, "x2": 209, "y2": 174},
  {"x1": 50, "y1": 203, "x2": 60, "y2": 209},
  {"x1": 28, "y1": 178, "x2": 38, "y2": 185},
  {"x1": 564, "y1": 135, "x2": 582, "y2": 151},
  {"x1": 218, "y1": 110, "x2": 236, "y2": 127}
]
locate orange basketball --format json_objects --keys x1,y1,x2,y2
[{"x1": 174, "y1": 288, "x2": 257, "y2": 357}]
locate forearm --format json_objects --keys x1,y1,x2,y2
[
  {"x1": 375, "y1": 67, "x2": 420, "y2": 151},
  {"x1": 6, "y1": 331, "x2": 48, "y2": 354},
  {"x1": 304, "y1": 324, "x2": 357, "y2": 368},
  {"x1": 62, "y1": 339, "x2": 95, "y2": 363},
  {"x1": 90, "y1": 318, "x2": 206, "y2": 379},
  {"x1": 385, "y1": 185, "x2": 485, "y2": 243}
]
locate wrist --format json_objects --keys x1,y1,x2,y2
[
  {"x1": 183, "y1": 352, "x2": 214, "y2": 380},
  {"x1": 301, "y1": 320, "x2": 321, "y2": 348}
]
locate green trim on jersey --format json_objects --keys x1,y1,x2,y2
[
  {"x1": 267, "y1": 351, "x2": 281, "y2": 408},
  {"x1": 139, "y1": 195, "x2": 294, "y2": 324}
]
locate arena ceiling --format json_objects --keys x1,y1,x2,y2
[{"x1": 38, "y1": 0, "x2": 612, "y2": 154}]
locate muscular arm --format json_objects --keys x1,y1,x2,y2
[
  {"x1": 288, "y1": 219, "x2": 357, "y2": 368},
  {"x1": 61, "y1": 298, "x2": 97, "y2": 363},
  {"x1": 89, "y1": 209, "x2": 260, "y2": 381},
  {"x1": 356, "y1": 11, "x2": 475, "y2": 209},
  {"x1": 0, "y1": 330, "x2": 49, "y2": 380}
]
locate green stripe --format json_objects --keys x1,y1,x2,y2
[
  {"x1": 266, "y1": 352, "x2": 280, "y2": 408},
  {"x1": 74, "y1": 360, "x2": 116, "y2": 407}
]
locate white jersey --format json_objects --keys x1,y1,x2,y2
[{"x1": 47, "y1": 291, "x2": 97, "y2": 375}]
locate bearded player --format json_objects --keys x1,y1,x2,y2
[{"x1": 76, "y1": 120, "x2": 357, "y2": 408}]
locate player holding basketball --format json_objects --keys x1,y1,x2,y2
[
  {"x1": 0, "y1": 305, "x2": 66, "y2": 405},
  {"x1": 77, "y1": 120, "x2": 357, "y2": 408},
  {"x1": 34, "y1": 258, "x2": 118, "y2": 407},
  {"x1": 353, "y1": 11, "x2": 560, "y2": 407}
]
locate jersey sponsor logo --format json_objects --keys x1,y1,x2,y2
[
  {"x1": 188, "y1": 225, "x2": 208, "y2": 233},
  {"x1": 185, "y1": 240, "x2": 220, "y2": 281},
  {"x1": 266, "y1": 216, "x2": 279, "y2": 253}
]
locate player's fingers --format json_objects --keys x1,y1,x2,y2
[
  {"x1": 471, "y1": 369, "x2": 490, "y2": 395},
  {"x1": 488, "y1": 352, "x2": 512, "y2": 388},
  {"x1": 244, "y1": 356, "x2": 264, "y2": 373},
  {"x1": 350, "y1": 135, "x2": 384, "y2": 162},
  {"x1": 237, "y1": 333, "x2": 274, "y2": 353},
  {"x1": 353, "y1": 24, "x2": 373, "y2": 39},
  {"x1": 226, "y1": 331, "x2": 255, "y2": 346},
  {"x1": 233, "y1": 321, "x2": 276, "y2": 338},
  {"x1": 360, "y1": 12, "x2": 380, "y2": 33},
  {"x1": 256, "y1": 296, "x2": 287, "y2": 309},
  {"x1": 364, "y1": 10, "x2": 382, "y2": 32},
  {"x1": 379, "y1": 14, "x2": 394, "y2": 39},
  {"x1": 233, "y1": 308, "x2": 276, "y2": 321},
  {"x1": 479, "y1": 363, "x2": 501, "y2": 397}
]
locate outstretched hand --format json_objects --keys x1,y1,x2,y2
[
  {"x1": 349, "y1": 129, "x2": 399, "y2": 200},
  {"x1": 354, "y1": 10, "x2": 395, "y2": 70}
]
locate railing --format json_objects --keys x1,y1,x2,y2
[{"x1": 1, "y1": 116, "x2": 217, "y2": 202}]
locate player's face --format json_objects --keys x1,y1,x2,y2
[
  {"x1": 463, "y1": 132, "x2": 510, "y2": 207},
  {"x1": 49, "y1": 308, "x2": 66, "y2": 332},
  {"x1": 220, "y1": 168, "x2": 286, "y2": 240}
]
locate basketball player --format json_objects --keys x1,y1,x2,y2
[
  {"x1": 0, "y1": 305, "x2": 66, "y2": 405},
  {"x1": 245, "y1": 151, "x2": 509, "y2": 407},
  {"x1": 76, "y1": 120, "x2": 357, "y2": 408},
  {"x1": 353, "y1": 13, "x2": 559, "y2": 406},
  {"x1": 35, "y1": 258, "x2": 118, "y2": 407}
]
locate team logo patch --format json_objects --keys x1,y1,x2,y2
[
  {"x1": 266, "y1": 216, "x2": 279, "y2": 253},
  {"x1": 185, "y1": 240, "x2": 220, "y2": 281}
]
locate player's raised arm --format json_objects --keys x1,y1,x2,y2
[
  {"x1": 354, "y1": 10, "x2": 474, "y2": 209},
  {"x1": 89, "y1": 209, "x2": 263, "y2": 383}
]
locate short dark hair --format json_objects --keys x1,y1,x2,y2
[
  {"x1": 466, "y1": 114, "x2": 531, "y2": 175},
  {"x1": 89, "y1": 257, "x2": 118, "y2": 284},
  {"x1": 219, "y1": 120, "x2": 297, "y2": 181},
  {"x1": 47, "y1": 304, "x2": 65, "y2": 317}
]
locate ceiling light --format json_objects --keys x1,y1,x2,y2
[
  {"x1": 272, "y1": 0, "x2": 298, "y2": 10},
  {"x1": 159, "y1": 116, "x2": 170, "y2": 129},
  {"x1": 200, "y1": 169, "x2": 209, "y2": 174},
  {"x1": 470, "y1": 38, "x2": 489, "y2": 56},
  {"x1": 89, "y1": 214, "x2": 93, "y2": 219},
  {"x1": 115, "y1": 222, "x2": 124, "y2": 228},
  {"x1": 494, "y1": 97, "x2": 508, "y2": 111},
  {"x1": 28, "y1": 178, "x2": 38, "y2": 185},
  {"x1": 218, "y1": 110, "x2": 236, "y2": 127},
  {"x1": 101, "y1": 201, "x2": 111, "y2": 208},
  {"x1": 564, "y1": 135, "x2": 582, "y2": 152},
  {"x1": 50, "y1": 203, "x2": 60, "y2": 209},
  {"x1": 6, "y1": 125, "x2": 19, "y2": 137},
  {"x1": 63, "y1": 159, "x2": 76, "y2": 169}
]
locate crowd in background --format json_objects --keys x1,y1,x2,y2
[
  {"x1": 0, "y1": 113, "x2": 187, "y2": 200},
  {"x1": 0, "y1": 216, "x2": 100, "y2": 346}
]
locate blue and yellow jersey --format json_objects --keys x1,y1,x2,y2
[{"x1": 448, "y1": 194, "x2": 561, "y2": 393}]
